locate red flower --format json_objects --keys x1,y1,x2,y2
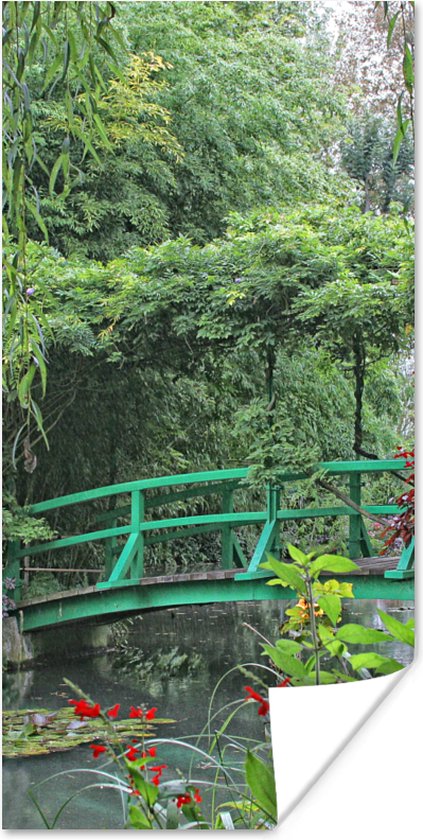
[
  {"x1": 142, "y1": 746, "x2": 157, "y2": 759},
  {"x1": 150, "y1": 764, "x2": 167, "y2": 786},
  {"x1": 129, "y1": 706, "x2": 143, "y2": 719},
  {"x1": 106, "y1": 703, "x2": 120, "y2": 719},
  {"x1": 145, "y1": 707, "x2": 158, "y2": 720},
  {"x1": 177, "y1": 794, "x2": 192, "y2": 808},
  {"x1": 277, "y1": 677, "x2": 291, "y2": 688},
  {"x1": 89, "y1": 743, "x2": 107, "y2": 759},
  {"x1": 69, "y1": 699, "x2": 101, "y2": 719},
  {"x1": 125, "y1": 746, "x2": 139, "y2": 761},
  {"x1": 193, "y1": 788, "x2": 202, "y2": 803},
  {"x1": 244, "y1": 685, "x2": 270, "y2": 717}
]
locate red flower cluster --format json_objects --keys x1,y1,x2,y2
[
  {"x1": 150, "y1": 764, "x2": 167, "y2": 786},
  {"x1": 107, "y1": 703, "x2": 120, "y2": 719},
  {"x1": 129, "y1": 705, "x2": 157, "y2": 720},
  {"x1": 72, "y1": 694, "x2": 166, "y2": 797},
  {"x1": 129, "y1": 706, "x2": 143, "y2": 719},
  {"x1": 125, "y1": 746, "x2": 140, "y2": 762},
  {"x1": 176, "y1": 789, "x2": 202, "y2": 808},
  {"x1": 380, "y1": 448, "x2": 415, "y2": 553},
  {"x1": 244, "y1": 686, "x2": 270, "y2": 717},
  {"x1": 69, "y1": 699, "x2": 158, "y2": 722},
  {"x1": 142, "y1": 746, "x2": 157, "y2": 759},
  {"x1": 69, "y1": 699, "x2": 101, "y2": 719},
  {"x1": 124, "y1": 744, "x2": 157, "y2": 762},
  {"x1": 89, "y1": 743, "x2": 107, "y2": 759}
]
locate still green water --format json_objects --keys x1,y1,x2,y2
[{"x1": 2, "y1": 599, "x2": 414, "y2": 829}]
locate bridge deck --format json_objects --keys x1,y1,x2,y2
[
  {"x1": 16, "y1": 556, "x2": 399, "y2": 610},
  {"x1": 15, "y1": 554, "x2": 414, "y2": 635}
]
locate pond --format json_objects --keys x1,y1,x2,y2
[{"x1": 2, "y1": 598, "x2": 414, "y2": 829}]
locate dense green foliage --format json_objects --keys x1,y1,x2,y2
[
  {"x1": 2, "y1": 2, "x2": 414, "y2": 578},
  {"x1": 341, "y1": 111, "x2": 414, "y2": 213},
  {"x1": 21, "y1": 1, "x2": 348, "y2": 259}
]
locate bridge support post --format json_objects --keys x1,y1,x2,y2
[
  {"x1": 385, "y1": 536, "x2": 415, "y2": 580},
  {"x1": 104, "y1": 517, "x2": 117, "y2": 579},
  {"x1": 348, "y1": 472, "x2": 372, "y2": 559},
  {"x1": 130, "y1": 490, "x2": 145, "y2": 580},
  {"x1": 221, "y1": 487, "x2": 234, "y2": 569},
  {"x1": 236, "y1": 483, "x2": 280, "y2": 579},
  {"x1": 267, "y1": 484, "x2": 281, "y2": 559}
]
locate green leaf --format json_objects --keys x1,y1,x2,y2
[
  {"x1": 245, "y1": 751, "x2": 277, "y2": 822},
  {"x1": 318, "y1": 625, "x2": 346, "y2": 656},
  {"x1": 393, "y1": 121, "x2": 410, "y2": 165},
  {"x1": 387, "y1": 11, "x2": 400, "y2": 48},
  {"x1": 17, "y1": 366, "x2": 36, "y2": 406},
  {"x1": 262, "y1": 644, "x2": 307, "y2": 678},
  {"x1": 318, "y1": 625, "x2": 334, "y2": 644},
  {"x1": 403, "y1": 44, "x2": 414, "y2": 94},
  {"x1": 318, "y1": 593, "x2": 341, "y2": 625},
  {"x1": 26, "y1": 201, "x2": 49, "y2": 242},
  {"x1": 331, "y1": 670, "x2": 358, "y2": 683},
  {"x1": 377, "y1": 610, "x2": 415, "y2": 647},
  {"x1": 261, "y1": 556, "x2": 305, "y2": 592},
  {"x1": 30, "y1": 400, "x2": 49, "y2": 448},
  {"x1": 286, "y1": 543, "x2": 309, "y2": 565},
  {"x1": 309, "y1": 554, "x2": 359, "y2": 577},
  {"x1": 396, "y1": 92, "x2": 405, "y2": 132},
  {"x1": 93, "y1": 112, "x2": 112, "y2": 149},
  {"x1": 49, "y1": 155, "x2": 64, "y2": 197},
  {"x1": 124, "y1": 761, "x2": 158, "y2": 809},
  {"x1": 29, "y1": 341, "x2": 47, "y2": 395},
  {"x1": 348, "y1": 653, "x2": 404, "y2": 675},
  {"x1": 275, "y1": 639, "x2": 304, "y2": 655},
  {"x1": 336, "y1": 623, "x2": 394, "y2": 645},
  {"x1": 42, "y1": 53, "x2": 63, "y2": 91},
  {"x1": 308, "y1": 670, "x2": 336, "y2": 685},
  {"x1": 128, "y1": 805, "x2": 153, "y2": 830}
]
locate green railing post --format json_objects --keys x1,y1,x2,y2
[
  {"x1": 130, "y1": 490, "x2": 145, "y2": 579},
  {"x1": 104, "y1": 516, "x2": 117, "y2": 580},
  {"x1": 267, "y1": 484, "x2": 281, "y2": 558},
  {"x1": 221, "y1": 486, "x2": 234, "y2": 569},
  {"x1": 348, "y1": 472, "x2": 362, "y2": 559},
  {"x1": 348, "y1": 471, "x2": 373, "y2": 559},
  {"x1": 385, "y1": 536, "x2": 415, "y2": 580}
]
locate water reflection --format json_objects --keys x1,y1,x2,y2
[{"x1": 2, "y1": 599, "x2": 414, "y2": 829}]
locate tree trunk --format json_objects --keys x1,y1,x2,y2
[{"x1": 353, "y1": 332, "x2": 365, "y2": 456}]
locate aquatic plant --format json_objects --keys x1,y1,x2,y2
[{"x1": 26, "y1": 677, "x2": 277, "y2": 830}]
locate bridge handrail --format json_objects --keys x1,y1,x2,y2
[
  {"x1": 7, "y1": 459, "x2": 413, "y2": 596},
  {"x1": 26, "y1": 459, "x2": 408, "y2": 515},
  {"x1": 27, "y1": 468, "x2": 249, "y2": 515}
]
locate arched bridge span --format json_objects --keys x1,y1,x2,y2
[{"x1": 6, "y1": 460, "x2": 414, "y2": 632}]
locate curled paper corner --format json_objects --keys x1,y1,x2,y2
[{"x1": 269, "y1": 664, "x2": 413, "y2": 828}]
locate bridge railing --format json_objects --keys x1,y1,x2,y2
[{"x1": 6, "y1": 460, "x2": 414, "y2": 601}]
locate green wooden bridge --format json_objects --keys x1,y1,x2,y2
[{"x1": 6, "y1": 460, "x2": 414, "y2": 632}]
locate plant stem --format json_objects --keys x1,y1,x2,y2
[
  {"x1": 305, "y1": 573, "x2": 320, "y2": 686},
  {"x1": 242, "y1": 622, "x2": 272, "y2": 646}
]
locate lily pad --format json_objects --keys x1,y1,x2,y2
[{"x1": 2, "y1": 707, "x2": 174, "y2": 758}]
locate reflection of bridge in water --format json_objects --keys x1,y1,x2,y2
[{"x1": 6, "y1": 460, "x2": 414, "y2": 632}]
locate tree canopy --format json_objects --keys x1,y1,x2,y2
[{"x1": 2, "y1": 1, "x2": 414, "y2": 567}]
